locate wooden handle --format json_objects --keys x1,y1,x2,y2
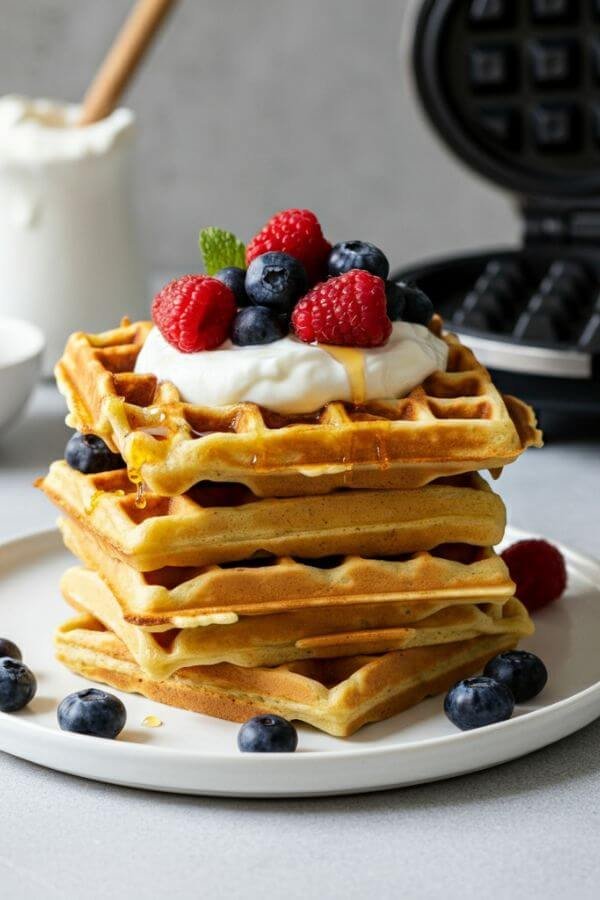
[{"x1": 78, "y1": 0, "x2": 177, "y2": 126}]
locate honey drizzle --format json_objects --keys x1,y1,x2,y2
[
  {"x1": 319, "y1": 346, "x2": 366, "y2": 487},
  {"x1": 126, "y1": 438, "x2": 163, "y2": 511},
  {"x1": 319, "y1": 345, "x2": 367, "y2": 405},
  {"x1": 375, "y1": 435, "x2": 390, "y2": 471},
  {"x1": 85, "y1": 488, "x2": 125, "y2": 515},
  {"x1": 142, "y1": 715, "x2": 163, "y2": 728},
  {"x1": 341, "y1": 455, "x2": 352, "y2": 486},
  {"x1": 128, "y1": 468, "x2": 147, "y2": 509},
  {"x1": 148, "y1": 407, "x2": 167, "y2": 424},
  {"x1": 250, "y1": 432, "x2": 267, "y2": 470},
  {"x1": 318, "y1": 344, "x2": 394, "y2": 475},
  {"x1": 85, "y1": 490, "x2": 104, "y2": 515}
]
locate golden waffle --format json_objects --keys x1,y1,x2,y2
[
  {"x1": 60, "y1": 565, "x2": 532, "y2": 676},
  {"x1": 55, "y1": 614, "x2": 520, "y2": 736},
  {"x1": 59, "y1": 516, "x2": 516, "y2": 626},
  {"x1": 40, "y1": 462, "x2": 506, "y2": 570},
  {"x1": 55, "y1": 320, "x2": 542, "y2": 497}
]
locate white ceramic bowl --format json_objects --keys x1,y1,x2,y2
[{"x1": 0, "y1": 315, "x2": 45, "y2": 432}]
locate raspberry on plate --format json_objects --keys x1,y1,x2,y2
[
  {"x1": 152, "y1": 274, "x2": 237, "y2": 352},
  {"x1": 501, "y1": 539, "x2": 567, "y2": 612},
  {"x1": 291, "y1": 269, "x2": 392, "y2": 347},
  {"x1": 246, "y1": 208, "x2": 331, "y2": 284}
]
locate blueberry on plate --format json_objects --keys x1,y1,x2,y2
[
  {"x1": 57, "y1": 688, "x2": 126, "y2": 739},
  {"x1": 384, "y1": 281, "x2": 406, "y2": 322},
  {"x1": 232, "y1": 306, "x2": 288, "y2": 346},
  {"x1": 328, "y1": 241, "x2": 389, "y2": 279},
  {"x1": 0, "y1": 638, "x2": 22, "y2": 661},
  {"x1": 215, "y1": 266, "x2": 249, "y2": 306},
  {"x1": 65, "y1": 433, "x2": 125, "y2": 475},
  {"x1": 0, "y1": 658, "x2": 37, "y2": 712},
  {"x1": 245, "y1": 252, "x2": 308, "y2": 313},
  {"x1": 444, "y1": 676, "x2": 514, "y2": 731},
  {"x1": 396, "y1": 282, "x2": 434, "y2": 326},
  {"x1": 484, "y1": 651, "x2": 548, "y2": 703},
  {"x1": 237, "y1": 714, "x2": 298, "y2": 752}
]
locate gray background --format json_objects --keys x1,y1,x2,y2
[{"x1": 1, "y1": 0, "x2": 518, "y2": 275}]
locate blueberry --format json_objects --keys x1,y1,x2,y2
[
  {"x1": 65, "y1": 433, "x2": 125, "y2": 475},
  {"x1": 444, "y1": 676, "x2": 514, "y2": 731},
  {"x1": 484, "y1": 651, "x2": 548, "y2": 703},
  {"x1": 396, "y1": 282, "x2": 434, "y2": 326},
  {"x1": 0, "y1": 658, "x2": 37, "y2": 712},
  {"x1": 0, "y1": 638, "x2": 22, "y2": 661},
  {"x1": 57, "y1": 688, "x2": 126, "y2": 739},
  {"x1": 215, "y1": 266, "x2": 249, "y2": 306},
  {"x1": 237, "y1": 714, "x2": 298, "y2": 752},
  {"x1": 231, "y1": 306, "x2": 288, "y2": 346},
  {"x1": 384, "y1": 281, "x2": 406, "y2": 321},
  {"x1": 245, "y1": 252, "x2": 308, "y2": 313},
  {"x1": 328, "y1": 241, "x2": 389, "y2": 279}
]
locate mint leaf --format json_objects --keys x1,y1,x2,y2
[{"x1": 199, "y1": 227, "x2": 246, "y2": 275}]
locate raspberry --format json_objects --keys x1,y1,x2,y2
[
  {"x1": 246, "y1": 209, "x2": 331, "y2": 284},
  {"x1": 291, "y1": 269, "x2": 392, "y2": 347},
  {"x1": 501, "y1": 539, "x2": 567, "y2": 613},
  {"x1": 152, "y1": 274, "x2": 236, "y2": 352}
]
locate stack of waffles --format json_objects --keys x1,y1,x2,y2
[{"x1": 38, "y1": 318, "x2": 542, "y2": 736}]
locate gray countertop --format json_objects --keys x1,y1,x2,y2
[{"x1": 1, "y1": 384, "x2": 599, "y2": 900}]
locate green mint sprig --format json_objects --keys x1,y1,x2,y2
[{"x1": 199, "y1": 227, "x2": 246, "y2": 275}]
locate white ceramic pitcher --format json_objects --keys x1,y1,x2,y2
[{"x1": 0, "y1": 95, "x2": 147, "y2": 374}]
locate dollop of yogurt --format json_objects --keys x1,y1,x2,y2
[{"x1": 135, "y1": 322, "x2": 448, "y2": 415}]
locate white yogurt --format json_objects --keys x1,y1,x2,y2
[
  {"x1": 135, "y1": 321, "x2": 448, "y2": 414},
  {"x1": 0, "y1": 95, "x2": 146, "y2": 373}
]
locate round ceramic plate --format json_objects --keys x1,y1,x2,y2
[{"x1": 0, "y1": 526, "x2": 598, "y2": 797}]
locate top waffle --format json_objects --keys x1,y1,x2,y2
[{"x1": 56, "y1": 319, "x2": 542, "y2": 497}]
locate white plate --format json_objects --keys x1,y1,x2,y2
[{"x1": 0, "y1": 526, "x2": 598, "y2": 797}]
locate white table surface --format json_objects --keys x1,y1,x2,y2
[{"x1": 1, "y1": 383, "x2": 599, "y2": 900}]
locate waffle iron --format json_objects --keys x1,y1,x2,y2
[{"x1": 395, "y1": 0, "x2": 600, "y2": 417}]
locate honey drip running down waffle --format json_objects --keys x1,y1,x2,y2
[
  {"x1": 319, "y1": 345, "x2": 367, "y2": 404},
  {"x1": 55, "y1": 320, "x2": 542, "y2": 497}
]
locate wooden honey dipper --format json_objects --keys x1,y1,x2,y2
[{"x1": 78, "y1": 0, "x2": 178, "y2": 126}]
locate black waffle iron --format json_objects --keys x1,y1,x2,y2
[{"x1": 395, "y1": 0, "x2": 600, "y2": 416}]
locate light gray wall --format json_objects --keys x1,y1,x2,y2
[{"x1": 1, "y1": 0, "x2": 519, "y2": 275}]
